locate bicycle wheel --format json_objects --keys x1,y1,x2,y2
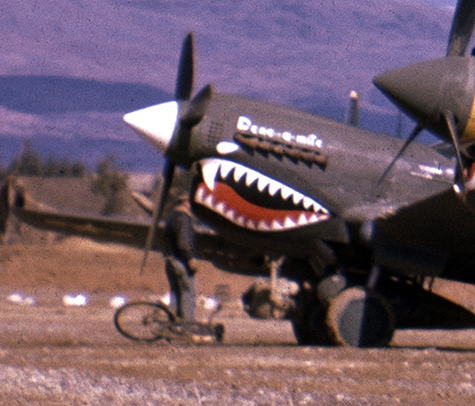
[{"x1": 114, "y1": 301, "x2": 176, "y2": 342}]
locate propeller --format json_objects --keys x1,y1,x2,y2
[
  {"x1": 374, "y1": 0, "x2": 475, "y2": 194},
  {"x1": 175, "y1": 33, "x2": 196, "y2": 101},
  {"x1": 447, "y1": 0, "x2": 475, "y2": 57},
  {"x1": 123, "y1": 32, "x2": 213, "y2": 271},
  {"x1": 377, "y1": 124, "x2": 423, "y2": 186},
  {"x1": 442, "y1": 109, "x2": 468, "y2": 194},
  {"x1": 141, "y1": 160, "x2": 175, "y2": 272}
]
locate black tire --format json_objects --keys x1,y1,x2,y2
[
  {"x1": 292, "y1": 304, "x2": 333, "y2": 345},
  {"x1": 327, "y1": 287, "x2": 395, "y2": 347},
  {"x1": 114, "y1": 301, "x2": 176, "y2": 342},
  {"x1": 290, "y1": 286, "x2": 333, "y2": 345}
]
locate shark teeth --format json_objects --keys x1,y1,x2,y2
[
  {"x1": 281, "y1": 185, "x2": 293, "y2": 200},
  {"x1": 195, "y1": 158, "x2": 331, "y2": 232},
  {"x1": 202, "y1": 159, "x2": 221, "y2": 190},
  {"x1": 220, "y1": 160, "x2": 235, "y2": 179},
  {"x1": 245, "y1": 170, "x2": 259, "y2": 187}
]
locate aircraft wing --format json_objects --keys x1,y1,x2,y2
[
  {"x1": 15, "y1": 205, "x2": 155, "y2": 249},
  {"x1": 9, "y1": 185, "x2": 266, "y2": 275},
  {"x1": 371, "y1": 188, "x2": 475, "y2": 281}
]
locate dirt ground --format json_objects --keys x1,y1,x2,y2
[
  {"x1": 0, "y1": 238, "x2": 256, "y2": 298},
  {"x1": 2, "y1": 241, "x2": 475, "y2": 404},
  {"x1": 1, "y1": 303, "x2": 475, "y2": 405}
]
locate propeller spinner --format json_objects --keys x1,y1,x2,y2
[
  {"x1": 123, "y1": 32, "x2": 212, "y2": 270},
  {"x1": 123, "y1": 101, "x2": 179, "y2": 152},
  {"x1": 374, "y1": 0, "x2": 475, "y2": 196}
]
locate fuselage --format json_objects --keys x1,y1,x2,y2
[
  {"x1": 177, "y1": 93, "x2": 455, "y2": 256},
  {"x1": 124, "y1": 90, "x2": 468, "y2": 277}
]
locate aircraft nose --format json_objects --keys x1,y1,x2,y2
[
  {"x1": 374, "y1": 57, "x2": 475, "y2": 142},
  {"x1": 123, "y1": 101, "x2": 179, "y2": 154},
  {"x1": 373, "y1": 60, "x2": 444, "y2": 124}
]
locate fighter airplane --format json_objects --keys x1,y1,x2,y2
[{"x1": 6, "y1": 0, "x2": 475, "y2": 347}]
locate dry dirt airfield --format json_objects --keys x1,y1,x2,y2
[{"x1": 2, "y1": 241, "x2": 475, "y2": 404}]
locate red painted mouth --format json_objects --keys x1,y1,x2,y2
[{"x1": 194, "y1": 159, "x2": 331, "y2": 232}]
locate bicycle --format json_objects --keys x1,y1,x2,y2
[{"x1": 114, "y1": 300, "x2": 224, "y2": 343}]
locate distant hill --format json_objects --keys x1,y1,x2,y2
[
  {"x1": 0, "y1": 136, "x2": 163, "y2": 173},
  {"x1": 0, "y1": 0, "x2": 457, "y2": 170}
]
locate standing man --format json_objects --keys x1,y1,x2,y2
[{"x1": 164, "y1": 195, "x2": 199, "y2": 321}]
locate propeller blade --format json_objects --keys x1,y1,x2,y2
[
  {"x1": 141, "y1": 161, "x2": 175, "y2": 272},
  {"x1": 175, "y1": 32, "x2": 195, "y2": 101},
  {"x1": 129, "y1": 34, "x2": 211, "y2": 272},
  {"x1": 180, "y1": 84, "x2": 214, "y2": 126},
  {"x1": 442, "y1": 110, "x2": 467, "y2": 196},
  {"x1": 447, "y1": 0, "x2": 475, "y2": 57},
  {"x1": 377, "y1": 123, "x2": 424, "y2": 185},
  {"x1": 171, "y1": 84, "x2": 214, "y2": 163}
]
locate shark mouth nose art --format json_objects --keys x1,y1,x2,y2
[{"x1": 194, "y1": 158, "x2": 331, "y2": 232}]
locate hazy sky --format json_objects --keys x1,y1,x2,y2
[
  {"x1": 416, "y1": 0, "x2": 456, "y2": 7},
  {"x1": 0, "y1": 0, "x2": 463, "y2": 168}
]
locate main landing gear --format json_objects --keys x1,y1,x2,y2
[
  {"x1": 292, "y1": 266, "x2": 396, "y2": 347},
  {"x1": 326, "y1": 286, "x2": 395, "y2": 347}
]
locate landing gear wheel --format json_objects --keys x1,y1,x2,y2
[
  {"x1": 316, "y1": 274, "x2": 348, "y2": 308},
  {"x1": 248, "y1": 287, "x2": 288, "y2": 320},
  {"x1": 292, "y1": 304, "x2": 333, "y2": 345},
  {"x1": 327, "y1": 287, "x2": 395, "y2": 347},
  {"x1": 249, "y1": 287, "x2": 274, "y2": 319},
  {"x1": 114, "y1": 302, "x2": 176, "y2": 342}
]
